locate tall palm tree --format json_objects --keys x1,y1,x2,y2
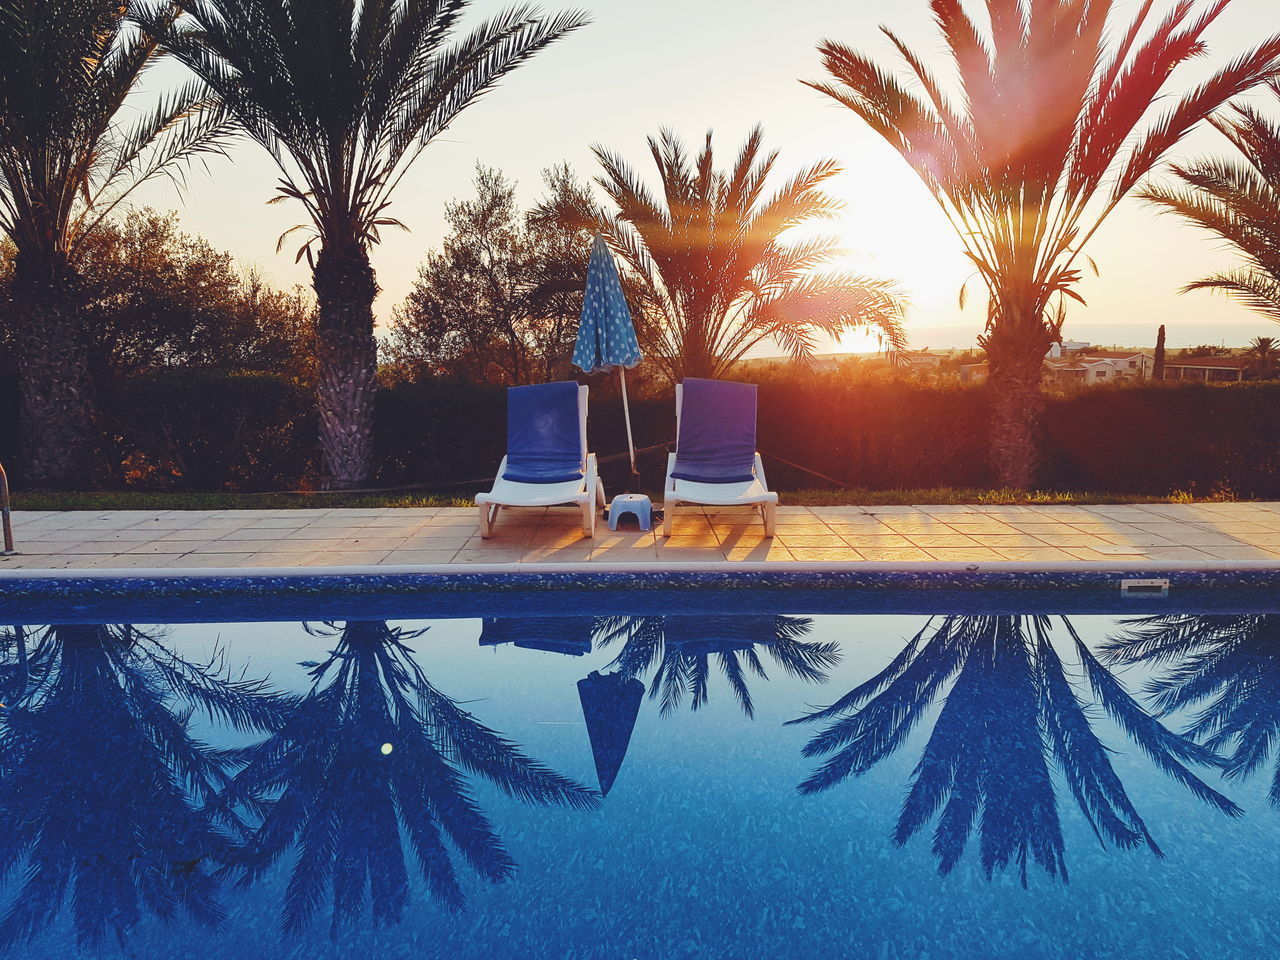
[
  {"x1": 792, "y1": 616, "x2": 1240, "y2": 885},
  {"x1": 220, "y1": 621, "x2": 598, "y2": 937},
  {"x1": 808, "y1": 1, "x2": 1280, "y2": 488},
  {"x1": 1102, "y1": 614, "x2": 1280, "y2": 807},
  {"x1": 0, "y1": 623, "x2": 282, "y2": 949},
  {"x1": 1244, "y1": 336, "x2": 1280, "y2": 379},
  {"x1": 594, "y1": 614, "x2": 839, "y2": 718},
  {"x1": 1140, "y1": 83, "x2": 1280, "y2": 325},
  {"x1": 0, "y1": 0, "x2": 232, "y2": 487},
  {"x1": 541, "y1": 127, "x2": 907, "y2": 382},
  {"x1": 139, "y1": 0, "x2": 590, "y2": 487}
]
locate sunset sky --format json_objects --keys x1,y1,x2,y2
[{"x1": 132, "y1": 0, "x2": 1280, "y2": 353}]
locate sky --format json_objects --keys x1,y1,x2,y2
[{"x1": 131, "y1": 0, "x2": 1280, "y2": 353}]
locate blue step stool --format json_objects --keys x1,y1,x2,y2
[{"x1": 608, "y1": 494, "x2": 653, "y2": 532}]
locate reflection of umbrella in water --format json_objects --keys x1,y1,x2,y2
[
  {"x1": 479, "y1": 617, "x2": 594, "y2": 656},
  {"x1": 577, "y1": 670, "x2": 644, "y2": 796}
]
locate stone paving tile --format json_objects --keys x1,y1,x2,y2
[
  {"x1": 123, "y1": 540, "x2": 215, "y2": 555},
  {"x1": 923, "y1": 548, "x2": 1006, "y2": 562},
  {"x1": 1133, "y1": 547, "x2": 1216, "y2": 562},
  {"x1": 1005, "y1": 522, "x2": 1080, "y2": 536},
  {"x1": 788, "y1": 547, "x2": 866, "y2": 561},
  {"x1": 310, "y1": 550, "x2": 394, "y2": 565},
  {"x1": 850, "y1": 548, "x2": 938, "y2": 561},
  {"x1": 659, "y1": 534, "x2": 721, "y2": 549},
  {"x1": 1098, "y1": 532, "x2": 1177, "y2": 547},
  {"x1": 236, "y1": 552, "x2": 322, "y2": 567},
  {"x1": 591, "y1": 534, "x2": 659, "y2": 562},
  {"x1": 384, "y1": 549, "x2": 462, "y2": 564},
  {"x1": 1196, "y1": 545, "x2": 1280, "y2": 561},
  {"x1": 521, "y1": 540, "x2": 596, "y2": 563},
  {"x1": 904, "y1": 534, "x2": 981, "y2": 548},
  {"x1": 722, "y1": 541, "x2": 794, "y2": 562},
  {"x1": 775, "y1": 534, "x2": 849, "y2": 548},
  {"x1": 878, "y1": 517, "x2": 958, "y2": 530},
  {"x1": 839, "y1": 534, "x2": 917, "y2": 548},
  {"x1": 970, "y1": 534, "x2": 1053, "y2": 547},
  {"x1": 1061, "y1": 547, "x2": 1123, "y2": 561},
  {"x1": 87, "y1": 553, "x2": 190, "y2": 568},
  {"x1": 1032, "y1": 533, "x2": 1116, "y2": 548},
  {"x1": 992, "y1": 547, "x2": 1078, "y2": 562}
]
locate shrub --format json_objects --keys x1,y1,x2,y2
[{"x1": 102, "y1": 370, "x2": 314, "y2": 492}]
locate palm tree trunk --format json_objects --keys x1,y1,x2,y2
[
  {"x1": 313, "y1": 242, "x2": 379, "y2": 489},
  {"x1": 12, "y1": 248, "x2": 94, "y2": 489},
  {"x1": 984, "y1": 328, "x2": 1050, "y2": 491}
]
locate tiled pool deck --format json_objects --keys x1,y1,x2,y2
[{"x1": 4, "y1": 501, "x2": 1280, "y2": 572}]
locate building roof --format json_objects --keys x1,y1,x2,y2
[
  {"x1": 1082, "y1": 350, "x2": 1152, "y2": 360},
  {"x1": 1166, "y1": 356, "x2": 1250, "y2": 369}
]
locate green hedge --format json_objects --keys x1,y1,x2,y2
[{"x1": 3, "y1": 371, "x2": 1280, "y2": 497}]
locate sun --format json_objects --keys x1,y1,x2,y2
[{"x1": 823, "y1": 165, "x2": 976, "y2": 350}]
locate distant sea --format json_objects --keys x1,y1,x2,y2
[{"x1": 889, "y1": 321, "x2": 1279, "y2": 352}]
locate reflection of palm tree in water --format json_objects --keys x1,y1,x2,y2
[
  {"x1": 0, "y1": 623, "x2": 278, "y2": 949},
  {"x1": 793, "y1": 616, "x2": 1241, "y2": 885},
  {"x1": 594, "y1": 615, "x2": 838, "y2": 717},
  {"x1": 1103, "y1": 614, "x2": 1280, "y2": 807},
  {"x1": 222, "y1": 621, "x2": 599, "y2": 937}
]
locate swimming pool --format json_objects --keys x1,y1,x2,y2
[{"x1": 1, "y1": 579, "x2": 1277, "y2": 958}]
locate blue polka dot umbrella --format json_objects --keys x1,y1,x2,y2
[{"x1": 573, "y1": 234, "x2": 643, "y2": 476}]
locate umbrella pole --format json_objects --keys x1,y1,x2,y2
[{"x1": 619, "y1": 367, "x2": 638, "y2": 485}]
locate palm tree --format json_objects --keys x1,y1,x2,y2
[
  {"x1": 1140, "y1": 83, "x2": 1280, "y2": 325},
  {"x1": 139, "y1": 1, "x2": 590, "y2": 488},
  {"x1": 1102, "y1": 614, "x2": 1280, "y2": 807},
  {"x1": 541, "y1": 126, "x2": 907, "y2": 382},
  {"x1": 0, "y1": 0, "x2": 232, "y2": 487},
  {"x1": 0, "y1": 623, "x2": 282, "y2": 949},
  {"x1": 594, "y1": 614, "x2": 839, "y2": 718},
  {"x1": 808, "y1": 1, "x2": 1280, "y2": 488},
  {"x1": 1244, "y1": 336, "x2": 1280, "y2": 379},
  {"x1": 792, "y1": 616, "x2": 1240, "y2": 885},
  {"x1": 220, "y1": 621, "x2": 598, "y2": 937}
]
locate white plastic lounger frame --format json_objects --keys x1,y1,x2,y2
[
  {"x1": 662, "y1": 382, "x2": 777, "y2": 537},
  {"x1": 476, "y1": 384, "x2": 604, "y2": 539}
]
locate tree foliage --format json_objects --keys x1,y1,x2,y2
[
  {"x1": 1, "y1": 209, "x2": 315, "y2": 384},
  {"x1": 386, "y1": 166, "x2": 593, "y2": 385},
  {"x1": 1142, "y1": 82, "x2": 1280, "y2": 325}
]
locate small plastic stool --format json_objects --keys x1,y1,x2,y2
[{"x1": 608, "y1": 493, "x2": 653, "y2": 532}]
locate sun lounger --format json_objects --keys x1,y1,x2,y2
[
  {"x1": 476, "y1": 381, "x2": 604, "y2": 538},
  {"x1": 662, "y1": 378, "x2": 777, "y2": 537}
]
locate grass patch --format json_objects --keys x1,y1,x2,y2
[
  {"x1": 780, "y1": 487, "x2": 1219, "y2": 506},
  {"x1": 10, "y1": 491, "x2": 474, "y2": 512},
  {"x1": 8, "y1": 486, "x2": 1229, "y2": 511}
]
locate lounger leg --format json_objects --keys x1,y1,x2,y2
[
  {"x1": 662, "y1": 498, "x2": 674, "y2": 537},
  {"x1": 763, "y1": 500, "x2": 776, "y2": 538},
  {"x1": 581, "y1": 498, "x2": 596, "y2": 538},
  {"x1": 478, "y1": 503, "x2": 496, "y2": 539}
]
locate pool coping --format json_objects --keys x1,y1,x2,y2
[{"x1": 5, "y1": 557, "x2": 1280, "y2": 579}]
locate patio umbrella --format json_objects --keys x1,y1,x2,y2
[{"x1": 573, "y1": 234, "x2": 643, "y2": 477}]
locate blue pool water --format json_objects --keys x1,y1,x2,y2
[{"x1": 1, "y1": 586, "x2": 1278, "y2": 958}]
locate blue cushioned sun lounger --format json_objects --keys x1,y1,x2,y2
[
  {"x1": 476, "y1": 382, "x2": 604, "y2": 538},
  {"x1": 663, "y1": 378, "x2": 777, "y2": 537}
]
